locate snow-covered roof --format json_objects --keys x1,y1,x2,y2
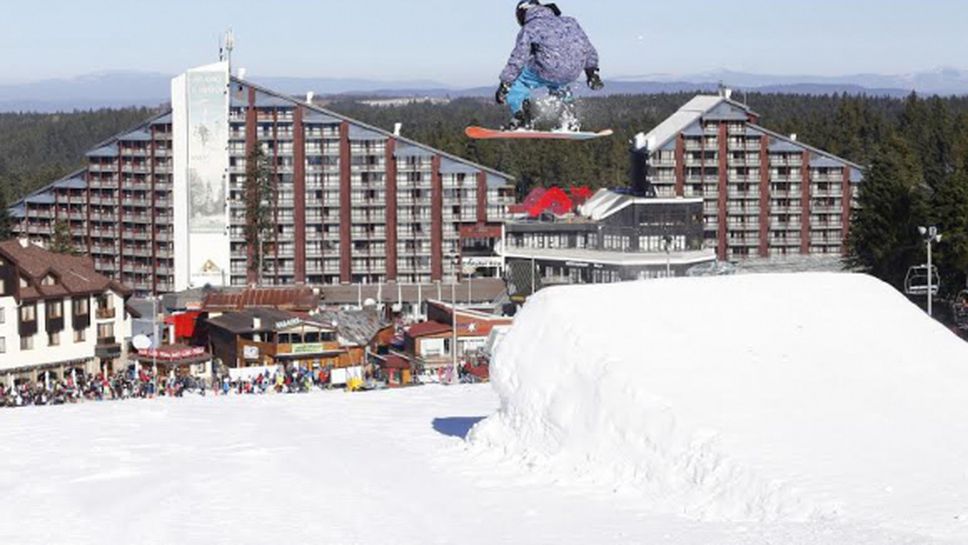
[
  {"x1": 642, "y1": 96, "x2": 725, "y2": 152},
  {"x1": 641, "y1": 95, "x2": 864, "y2": 176},
  {"x1": 578, "y1": 188, "x2": 626, "y2": 220},
  {"x1": 578, "y1": 189, "x2": 702, "y2": 222},
  {"x1": 643, "y1": 95, "x2": 758, "y2": 152}
]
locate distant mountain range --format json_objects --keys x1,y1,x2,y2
[{"x1": 2, "y1": 68, "x2": 967, "y2": 112}]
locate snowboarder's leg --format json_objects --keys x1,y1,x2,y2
[
  {"x1": 548, "y1": 84, "x2": 580, "y2": 132},
  {"x1": 505, "y1": 68, "x2": 547, "y2": 130},
  {"x1": 507, "y1": 68, "x2": 543, "y2": 115}
]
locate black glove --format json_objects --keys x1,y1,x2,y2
[
  {"x1": 586, "y1": 68, "x2": 604, "y2": 91},
  {"x1": 495, "y1": 82, "x2": 511, "y2": 105}
]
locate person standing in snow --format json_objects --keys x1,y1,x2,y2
[{"x1": 495, "y1": 0, "x2": 604, "y2": 130}]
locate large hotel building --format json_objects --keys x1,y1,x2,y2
[
  {"x1": 641, "y1": 92, "x2": 863, "y2": 261},
  {"x1": 8, "y1": 64, "x2": 862, "y2": 295},
  {"x1": 9, "y1": 62, "x2": 515, "y2": 295}
]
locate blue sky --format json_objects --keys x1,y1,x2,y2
[{"x1": 1, "y1": 0, "x2": 966, "y2": 85}]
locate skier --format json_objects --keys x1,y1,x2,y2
[{"x1": 495, "y1": 1, "x2": 604, "y2": 131}]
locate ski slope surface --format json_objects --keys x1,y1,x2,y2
[
  {"x1": 0, "y1": 273, "x2": 965, "y2": 544},
  {"x1": 471, "y1": 273, "x2": 968, "y2": 542}
]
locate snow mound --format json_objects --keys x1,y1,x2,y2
[{"x1": 470, "y1": 274, "x2": 968, "y2": 537}]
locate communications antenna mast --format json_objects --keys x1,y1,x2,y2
[{"x1": 221, "y1": 29, "x2": 236, "y2": 73}]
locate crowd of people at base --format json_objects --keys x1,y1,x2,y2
[{"x1": 0, "y1": 365, "x2": 363, "y2": 409}]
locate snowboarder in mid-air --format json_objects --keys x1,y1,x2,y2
[{"x1": 495, "y1": 0, "x2": 604, "y2": 132}]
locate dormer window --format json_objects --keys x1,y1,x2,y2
[
  {"x1": 42, "y1": 275, "x2": 56, "y2": 287},
  {"x1": 19, "y1": 276, "x2": 29, "y2": 289}
]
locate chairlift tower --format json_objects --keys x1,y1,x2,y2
[{"x1": 919, "y1": 226, "x2": 943, "y2": 317}]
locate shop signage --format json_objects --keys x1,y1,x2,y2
[
  {"x1": 275, "y1": 318, "x2": 303, "y2": 330},
  {"x1": 243, "y1": 346, "x2": 260, "y2": 360},
  {"x1": 292, "y1": 343, "x2": 327, "y2": 355},
  {"x1": 139, "y1": 347, "x2": 206, "y2": 361}
]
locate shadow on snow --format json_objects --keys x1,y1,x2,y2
[{"x1": 432, "y1": 417, "x2": 486, "y2": 439}]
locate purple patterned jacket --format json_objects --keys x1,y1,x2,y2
[{"x1": 500, "y1": 5, "x2": 599, "y2": 85}]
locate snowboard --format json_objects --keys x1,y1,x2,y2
[{"x1": 465, "y1": 126, "x2": 613, "y2": 141}]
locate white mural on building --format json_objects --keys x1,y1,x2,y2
[
  {"x1": 186, "y1": 69, "x2": 228, "y2": 233},
  {"x1": 171, "y1": 61, "x2": 231, "y2": 291}
]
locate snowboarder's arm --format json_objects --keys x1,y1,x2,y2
[{"x1": 500, "y1": 27, "x2": 533, "y2": 84}]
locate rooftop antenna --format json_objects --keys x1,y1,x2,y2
[{"x1": 222, "y1": 28, "x2": 236, "y2": 74}]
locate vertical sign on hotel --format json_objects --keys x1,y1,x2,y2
[
  {"x1": 187, "y1": 69, "x2": 228, "y2": 235},
  {"x1": 172, "y1": 61, "x2": 231, "y2": 290}
]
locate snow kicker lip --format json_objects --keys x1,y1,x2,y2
[{"x1": 467, "y1": 274, "x2": 968, "y2": 533}]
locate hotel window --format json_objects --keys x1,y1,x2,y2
[
  {"x1": 20, "y1": 335, "x2": 33, "y2": 351},
  {"x1": 74, "y1": 298, "x2": 89, "y2": 315},
  {"x1": 20, "y1": 304, "x2": 36, "y2": 322},
  {"x1": 0, "y1": 337, "x2": 4, "y2": 353},
  {"x1": 48, "y1": 331, "x2": 60, "y2": 347},
  {"x1": 97, "y1": 323, "x2": 115, "y2": 341},
  {"x1": 47, "y1": 300, "x2": 63, "y2": 319},
  {"x1": 0, "y1": 306, "x2": 4, "y2": 323},
  {"x1": 74, "y1": 329, "x2": 86, "y2": 343}
]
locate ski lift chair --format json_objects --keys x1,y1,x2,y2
[
  {"x1": 952, "y1": 290, "x2": 968, "y2": 330},
  {"x1": 904, "y1": 265, "x2": 940, "y2": 297}
]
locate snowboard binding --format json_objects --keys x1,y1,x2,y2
[{"x1": 504, "y1": 99, "x2": 536, "y2": 131}]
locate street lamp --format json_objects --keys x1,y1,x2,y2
[
  {"x1": 662, "y1": 235, "x2": 673, "y2": 278},
  {"x1": 918, "y1": 226, "x2": 943, "y2": 316},
  {"x1": 445, "y1": 252, "x2": 460, "y2": 385}
]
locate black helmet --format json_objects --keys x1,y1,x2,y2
[
  {"x1": 516, "y1": 1, "x2": 560, "y2": 26},
  {"x1": 516, "y1": 1, "x2": 539, "y2": 26}
]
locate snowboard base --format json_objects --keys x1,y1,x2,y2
[{"x1": 465, "y1": 126, "x2": 613, "y2": 141}]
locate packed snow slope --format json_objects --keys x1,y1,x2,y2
[{"x1": 470, "y1": 273, "x2": 968, "y2": 540}]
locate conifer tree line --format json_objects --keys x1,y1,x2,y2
[
  {"x1": 3, "y1": 93, "x2": 968, "y2": 299},
  {"x1": 0, "y1": 107, "x2": 159, "y2": 201}
]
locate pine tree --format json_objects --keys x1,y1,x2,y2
[
  {"x1": 49, "y1": 219, "x2": 77, "y2": 255},
  {"x1": 847, "y1": 135, "x2": 930, "y2": 290},
  {"x1": 244, "y1": 146, "x2": 273, "y2": 276},
  {"x1": 0, "y1": 185, "x2": 11, "y2": 241},
  {"x1": 931, "y1": 158, "x2": 968, "y2": 296}
]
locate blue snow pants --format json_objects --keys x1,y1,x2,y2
[{"x1": 508, "y1": 67, "x2": 571, "y2": 114}]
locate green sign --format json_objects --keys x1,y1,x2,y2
[{"x1": 292, "y1": 343, "x2": 327, "y2": 355}]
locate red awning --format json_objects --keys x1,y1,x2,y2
[
  {"x1": 528, "y1": 187, "x2": 573, "y2": 218},
  {"x1": 165, "y1": 311, "x2": 202, "y2": 339}
]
